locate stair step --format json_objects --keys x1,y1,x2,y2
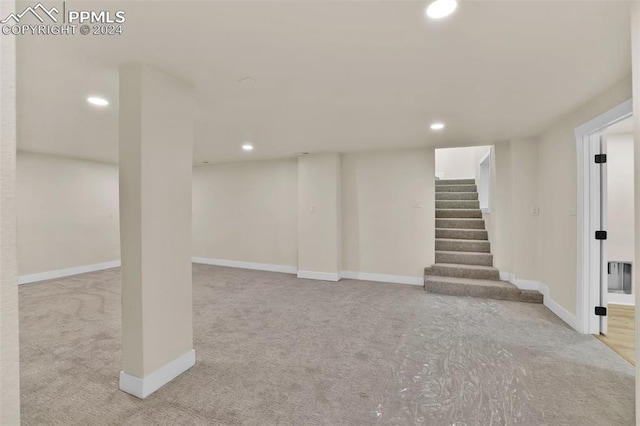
[
  {"x1": 435, "y1": 184, "x2": 477, "y2": 193},
  {"x1": 436, "y1": 218, "x2": 485, "y2": 229},
  {"x1": 436, "y1": 228, "x2": 488, "y2": 240},
  {"x1": 436, "y1": 200, "x2": 480, "y2": 209},
  {"x1": 436, "y1": 209, "x2": 482, "y2": 219},
  {"x1": 436, "y1": 192, "x2": 478, "y2": 201},
  {"x1": 426, "y1": 263, "x2": 500, "y2": 280},
  {"x1": 520, "y1": 290, "x2": 544, "y2": 304},
  {"x1": 436, "y1": 250, "x2": 493, "y2": 266},
  {"x1": 424, "y1": 275, "x2": 541, "y2": 303},
  {"x1": 435, "y1": 238, "x2": 490, "y2": 253},
  {"x1": 436, "y1": 179, "x2": 475, "y2": 186}
]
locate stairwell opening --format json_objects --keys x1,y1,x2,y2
[{"x1": 429, "y1": 146, "x2": 542, "y2": 303}]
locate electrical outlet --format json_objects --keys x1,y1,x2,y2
[
  {"x1": 532, "y1": 207, "x2": 540, "y2": 216},
  {"x1": 310, "y1": 205, "x2": 316, "y2": 213}
]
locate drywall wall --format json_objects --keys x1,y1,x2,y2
[
  {"x1": 607, "y1": 134, "x2": 635, "y2": 264},
  {"x1": 192, "y1": 158, "x2": 298, "y2": 268},
  {"x1": 537, "y1": 77, "x2": 632, "y2": 315},
  {"x1": 632, "y1": 2, "x2": 640, "y2": 413},
  {"x1": 509, "y1": 139, "x2": 540, "y2": 279},
  {"x1": 297, "y1": 153, "x2": 342, "y2": 279},
  {"x1": 342, "y1": 148, "x2": 434, "y2": 278},
  {"x1": 1, "y1": 0, "x2": 20, "y2": 420},
  {"x1": 119, "y1": 63, "x2": 195, "y2": 387},
  {"x1": 483, "y1": 139, "x2": 539, "y2": 280},
  {"x1": 16, "y1": 152, "x2": 120, "y2": 276},
  {"x1": 483, "y1": 142, "x2": 512, "y2": 273},
  {"x1": 435, "y1": 145, "x2": 491, "y2": 180}
]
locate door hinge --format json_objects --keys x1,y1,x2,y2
[
  {"x1": 595, "y1": 306, "x2": 607, "y2": 316},
  {"x1": 595, "y1": 154, "x2": 607, "y2": 164},
  {"x1": 595, "y1": 231, "x2": 607, "y2": 240}
]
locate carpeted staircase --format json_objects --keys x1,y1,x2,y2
[{"x1": 424, "y1": 178, "x2": 543, "y2": 304}]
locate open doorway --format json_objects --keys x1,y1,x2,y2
[{"x1": 576, "y1": 100, "x2": 635, "y2": 365}]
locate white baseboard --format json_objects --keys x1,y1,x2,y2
[
  {"x1": 608, "y1": 293, "x2": 635, "y2": 306},
  {"x1": 502, "y1": 271, "x2": 578, "y2": 332},
  {"x1": 17, "y1": 260, "x2": 121, "y2": 285},
  {"x1": 296, "y1": 270, "x2": 341, "y2": 282},
  {"x1": 341, "y1": 271, "x2": 423, "y2": 286},
  {"x1": 119, "y1": 349, "x2": 195, "y2": 399},
  {"x1": 541, "y1": 287, "x2": 578, "y2": 331},
  {"x1": 192, "y1": 257, "x2": 297, "y2": 274}
]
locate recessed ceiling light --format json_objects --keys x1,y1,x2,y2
[
  {"x1": 426, "y1": 0, "x2": 457, "y2": 19},
  {"x1": 431, "y1": 122, "x2": 445, "y2": 130},
  {"x1": 242, "y1": 144, "x2": 254, "y2": 151},
  {"x1": 87, "y1": 96, "x2": 109, "y2": 107}
]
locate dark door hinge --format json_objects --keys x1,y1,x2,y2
[
  {"x1": 595, "y1": 154, "x2": 607, "y2": 164},
  {"x1": 595, "y1": 306, "x2": 607, "y2": 316},
  {"x1": 595, "y1": 231, "x2": 607, "y2": 240}
]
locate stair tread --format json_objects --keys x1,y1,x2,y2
[
  {"x1": 436, "y1": 191, "x2": 478, "y2": 194},
  {"x1": 436, "y1": 209, "x2": 481, "y2": 212},
  {"x1": 436, "y1": 250, "x2": 492, "y2": 256},
  {"x1": 432, "y1": 263, "x2": 498, "y2": 271},
  {"x1": 436, "y1": 179, "x2": 475, "y2": 184},
  {"x1": 424, "y1": 275, "x2": 517, "y2": 289},
  {"x1": 436, "y1": 228, "x2": 487, "y2": 233},
  {"x1": 435, "y1": 238, "x2": 489, "y2": 243}
]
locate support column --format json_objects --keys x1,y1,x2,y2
[
  {"x1": 0, "y1": 0, "x2": 20, "y2": 422},
  {"x1": 119, "y1": 64, "x2": 195, "y2": 398},
  {"x1": 297, "y1": 153, "x2": 342, "y2": 281}
]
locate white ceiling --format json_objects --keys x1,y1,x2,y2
[{"x1": 17, "y1": 1, "x2": 632, "y2": 164}]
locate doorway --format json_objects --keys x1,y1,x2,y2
[{"x1": 576, "y1": 99, "x2": 635, "y2": 364}]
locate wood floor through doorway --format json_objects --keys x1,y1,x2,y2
[{"x1": 596, "y1": 304, "x2": 636, "y2": 365}]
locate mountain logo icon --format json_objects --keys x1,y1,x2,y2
[{"x1": 1, "y1": 3, "x2": 59, "y2": 24}]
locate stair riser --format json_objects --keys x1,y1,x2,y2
[
  {"x1": 436, "y1": 200, "x2": 480, "y2": 209},
  {"x1": 436, "y1": 192, "x2": 478, "y2": 201},
  {"x1": 436, "y1": 251, "x2": 493, "y2": 266},
  {"x1": 436, "y1": 209, "x2": 482, "y2": 219},
  {"x1": 435, "y1": 185, "x2": 477, "y2": 193},
  {"x1": 436, "y1": 219, "x2": 485, "y2": 229},
  {"x1": 436, "y1": 229, "x2": 488, "y2": 240},
  {"x1": 435, "y1": 240, "x2": 490, "y2": 253},
  {"x1": 428, "y1": 266, "x2": 500, "y2": 280},
  {"x1": 436, "y1": 179, "x2": 475, "y2": 185},
  {"x1": 424, "y1": 281, "x2": 521, "y2": 302},
  {"x1": 520, "y1": 290, "x2": 544, "y2": 304}
]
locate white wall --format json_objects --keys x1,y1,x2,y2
[
  {"x1": 298, "y1": 153, "x2": 342, "y2": 278},
  {"x1": 17, "y1": 152, "x2": 120, "y2": 276},
  {"x1": 342, "y1": 148, "x2": 434, "y2": 278},
  {"x1": 192, "y1": 159, "x2": 298, "y2": 268},
  {"x1": 484, "y1": 142, "x2": 513, "y2": 274},
  {"x1": 435, "y1": 145, "x2": 491, "y2": 180},
  {"x1": 19, "y1": 146, "x2": 434, "y2": 283},
  {"x1": 607, "y1": 134, "x2": 635, "y2": 264},
  {"x1": 632, "y1": 3, "x2": 640, "y2": 414},
  {"x1": 536, "y1": 77, "x2": 632, "y2": 315},
  {"x1": 1, "y1": 0, "x2": 20, "y2": 419},
  {"x1": 509, "y1": 139, "x2": 540, "y2": 280}
]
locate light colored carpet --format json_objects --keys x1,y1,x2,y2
[{"x1": 20, "y1": 264, "x2": 634, "y2": 425}]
